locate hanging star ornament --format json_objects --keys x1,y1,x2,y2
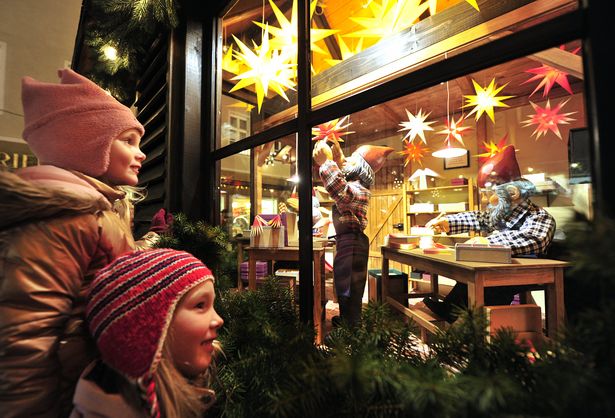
[
  {"x1": 522, "y1": 99, "x2": 577, "y2": 140},
  {"x1": 400, "y1": 140, "x2": 429, "y2": 167},
  {"x1": 254, "y1": 0, "x2": 337, "y2": 57},
  {"x1": 230, "y1": 24, "x2": 296, "y2": 113},
  {"x1": 222, "y1": 44, "x2": 242, "y2": 75},
  {"x1": 427, "y1": 0, "x2": 480, "y2": 15},
  {"x1": 523, "y1": 45, "x2": 580, "y2": 97},
  {"x1": 398, "y1": 108, "x2": 435, "y2": 144},
  {"x1": 463, "y1": 78, "x2": 514, "y2": 123},
  {"x1": 312, "y1": 115, "x2": 354, "y2": 144},
  {"x1": 346, "y1": 0, "x2": 429, "y2": 41},
  {"x1": 476, "y1": 133, "x2": 510, "y2": 164},
  {"x1": 437, "y1": 114, "x2": 472, "y2": 146},
  {"x1": 324, "y1": 35, "x2": 365, "y2": 67}
]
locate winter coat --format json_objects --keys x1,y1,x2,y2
[
  {"x1": 70, "y1": 362, "x2": 145, "y2": 418},
  {"x1": 0, "y1": 165, "x2": 138, "y2": 418}
]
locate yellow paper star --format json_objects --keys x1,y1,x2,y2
[
  {"x1": 427, "y1": 0, "x2": 480, "y2": 15},
  {"x1": 324, "y1": 36, "x2": 365, "y2": 67},
  {"x1": 346, "y1": 0, "x2": 429, "y2": 41},
  {"x1": 222, "y1": 44, "x2": 242, "y2": 75},
  {"x1": 230, "y1": 25, "x2": 296, "y2": 113},
  {"x1": 254, "y1": 0, "x2": 337, "y2": 57},
  {"x1": 463, "y1": 78, "x2": 514, "y2": 123},
  {"x1": 398, "y1": 108, "x2": 435, "y2": 144}
]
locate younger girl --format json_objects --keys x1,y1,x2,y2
[{"x1": 71, "y1": 248, "x2": 224, "y2": 418}]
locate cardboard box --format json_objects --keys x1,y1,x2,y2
[
  {"x1": 250, "y1": 226, "x2": 285, "y2": 248},
  {"x1": 257, "y1": 213, "x2": 297, "y2": 246},
  {"x1": 450, "y1": 177, "x2": 468, "y2": 185},
  {"x1": 455, "y1": 243, "x2": 512, "y2": 263},
  {"x1": 486, "y1": 304, "x2": 542, "y2": 333},
  {"x1": 437, "y1": 202, "x2": 467, "y2": 212},
  {"x1": 409, "y1": 203, "x2": 435, "y2": 213}
]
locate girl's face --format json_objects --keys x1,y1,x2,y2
[
  {"x1": 100, "y1": 128, "x2": 145, "y2": 186},
  {"x1": 169, "y1": 280, "x2": 223, "y2": 378}
]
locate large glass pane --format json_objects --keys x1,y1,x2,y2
[
  {"x1": 310, "y1": 0, "x2": 578, "y2": 109},
  {"x1": 218, "y1": 135, "x2": 298, "y2": 288},
  {"x1": 311, "y1": 39, "x2": 588, "y2": 287},
  {"x1": 219, "y1": 0, "x2": 299, "y2": 146}
]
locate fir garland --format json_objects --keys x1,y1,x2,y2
[
  {"x1": 81, "y1": 0, "x2": 180, "y2": 104},
  {"x1": 152, "y1": 213, "x2": 615, "y2": 417}
]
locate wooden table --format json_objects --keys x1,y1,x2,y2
[
  {"x1": 246, "y1": 246, "x2": 327, "y2": 344},
  {"x1": 381, "y1": 246, "x2": 569, "y2": 337}
]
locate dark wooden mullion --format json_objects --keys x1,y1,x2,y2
[
  {"x1": 297, "y1": 0, "x2": 313, "y2": 324},
  {"x1": 583, "y1": 0, "x2": 615, "y2": 218}
]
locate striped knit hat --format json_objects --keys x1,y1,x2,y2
[{"x1": 87, "y1": 249, "x2": 215, "y2": 417}]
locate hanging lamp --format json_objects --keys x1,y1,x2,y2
[{"x1": 432, "y1": 78, "x2": 468, "y2": 159}]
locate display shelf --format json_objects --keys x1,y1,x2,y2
[{"x1": 405, "y1": 178, "x2": 476, "y2": 229}]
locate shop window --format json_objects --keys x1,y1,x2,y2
[{"x1": 311, "y1": 40, "x2": 589, "y2": 273}]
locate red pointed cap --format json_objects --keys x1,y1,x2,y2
[
  {"x1": 478, "y1": 145, "x2": 521, "y2": 187},
  {"x1": 354, "y1": 145, "x2": 394, "y2": 173}
]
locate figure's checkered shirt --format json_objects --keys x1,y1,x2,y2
[
  {"x1": 446, "y1": 200, "x2": 556, "y2": 256},
  {"x1": 319, "y1": 160, "x2": 370, "y2": 231}
]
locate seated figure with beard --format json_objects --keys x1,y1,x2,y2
[{"x1": 422, "y1": 177, "x2": 556, "y2": 322}]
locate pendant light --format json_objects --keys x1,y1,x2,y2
[{"x1": 432, "y1": 74, "x2": 468, "y2": 159}]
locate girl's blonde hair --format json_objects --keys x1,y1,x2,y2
[{"x1": 117, "y1": 328, "x2": 219, "y2": 418}]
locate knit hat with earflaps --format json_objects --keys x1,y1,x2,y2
[
  {"x1": 21, "y1": 68, "x2": 144, "y2": 177},
  {"x1": 87, "y1": 249, "x2": 215, "y2": 418}
]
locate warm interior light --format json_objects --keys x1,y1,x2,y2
[
  {"x1": 286, "y1": 175, "x2": 300, "y2": 183},
  {"x1": 432, "y1": 146, "x2": 467, "y2": 158},
  {"x1": 102, "y1": 45, "x2": 118, "y2": 61}
]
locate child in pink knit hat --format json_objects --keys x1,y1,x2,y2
[
  {"x1": 71, "y1": 249, "x2": 223, "y2": 418},
  {"x1": 0, "y1": 68, "x2": 153, "y2": 418}
]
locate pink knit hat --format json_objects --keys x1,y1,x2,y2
[
  {"x1": 87, "y1": 249, "x2": 215, "y2": 417},
  {"x1": 21, "y1": 68, "x2": 144, "y2": 177}
]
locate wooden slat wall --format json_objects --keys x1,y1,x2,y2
[
  {"x1": 133, "y1": 34, "x2": 170, "y2": 238},
  {"x1": 365, "y1": 189, "x2": 407, "y2": 272}
]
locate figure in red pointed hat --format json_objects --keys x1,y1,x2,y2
[
  {"x1": 422, "y1": 146, "x2": 556, "y2": 322},
  {"x1": 313, "y1": 140, "x2": 394, "y2": 327}
]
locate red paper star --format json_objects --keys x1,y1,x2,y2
[
  {"x1": 437, "y1": 115, "x2": 472, "y2": 147},
  {"x1": 399, "y1": 140, "x2": 429, "y2": 167},
  {"x1": 522, "y1": 99, "x2": 577, "y2": 140},
  {"x1": 523, "y1": 46, "x2": 580, "y2": 97},
  {"x1": 476, "y1": 133, "x2": 510, "y2": 164},
  {"x1": 311, "y1": 115, "x2": 354, "y2": 144}
]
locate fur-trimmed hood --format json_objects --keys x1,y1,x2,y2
[{"x1": 0, "y1": 165, "x2": 125, "y2": 231}]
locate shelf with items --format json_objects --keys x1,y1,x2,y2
[{"x1": 405, "y1": 178, "x2": 476, "y2": 228}]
